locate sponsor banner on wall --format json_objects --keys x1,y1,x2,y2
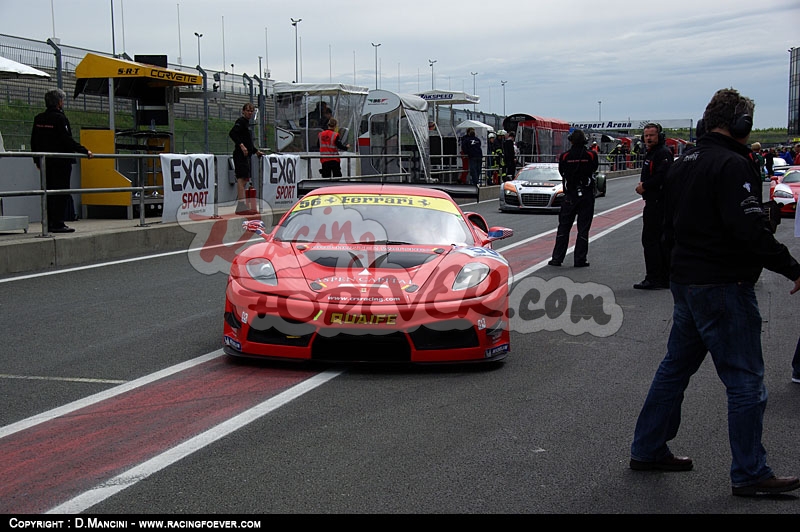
[
  {"x1": 261, "y1": 154, "x2": 299, "y2": 212},
  {"x1": 160, "y1": 154, "x2": 216, "y2": 223}
]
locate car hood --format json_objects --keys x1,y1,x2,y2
[
  {"x1": 511, "y1": 180, "x2": 562, "y2": 190},
  {"x1": 232, "y1": 241, "x2": 508, "y2": 304}
]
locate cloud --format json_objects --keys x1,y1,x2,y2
[{"x1": 1, "y1": 0, "x2": 797, "y2": 128}]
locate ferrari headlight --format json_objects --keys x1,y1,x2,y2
[
  {"x1": 245, "y1": 257, "x2": 278, "y2": 286},
  {"x1": 773, "y1": 189, "x2": 794, "y2": 199},
  {"x1": 453, "y1": 262, "x2": 490, "y2": 291}
]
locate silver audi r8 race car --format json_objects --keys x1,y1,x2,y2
[{"x1": 499, "y1": 162, "x2": 606, "y2": 213}]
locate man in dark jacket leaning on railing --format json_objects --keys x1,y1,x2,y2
[{"x1": 31, "y1": 88, "x2": 93, "y2": 233}]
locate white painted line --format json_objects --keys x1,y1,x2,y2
[
  {"x1": 0, "y1": 238, "x2": 261, "y2": 284},
  {"x1": 496, "y1": 199, "x2": 641, "y2": 253},
  {"x1": 46, "y1": 369, "x2": 343, "y2": 514},
  {"x1": 509, "y1": 208, "x2": 643, "y2": 283},
  {"x1": 0, "y1": 374, "x2": 126, "y2": 384},
  {"x1": 0, "y1": 350, "x2": 223, "y2": 439}
]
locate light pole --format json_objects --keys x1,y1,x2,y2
[
  {"x1": 501, "y1": 80, "x2": 507, "y2": 116},
  {"x1": 428, "y1": 59, "x2": 437, "y2": 90},
  {"x1": 231, "y1": 64, "x2": 234, "y2": 92},
  {"x1": 194, "y1": 31, "x2": 202, "y2": 66},
  {"x1": 598, "y1": 100, "x2": 602, "y2": 121},
  {"x1": 110, "y1": 0, "x2": 116, "y2": 57},
  {"x1": 470, "y1": 71, "x2": 478, "y2": 112},
  {"x1": 371, "y1": 42, "x2": 381, "y2": 89},
  {"x1": 291, "y1": 18, "x2": 301, "y2": 83},
  {"x1": 176, "y1": 4, "x2": 182, "y2": 65}
]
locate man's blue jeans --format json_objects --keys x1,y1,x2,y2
[
  {"x1": 468, "y1": 157, "x2": 482, "y2": 186},
  {"x1": 631, "y1": 282, "x2": 774, "y2": 487}
]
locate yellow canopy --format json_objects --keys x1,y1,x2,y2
[
  {"x1": 74, "y1": 53, "x2": 201, "y2": 97},
  {"x1": 76, "y1": 53, "x2": 200, "y2": 85}
]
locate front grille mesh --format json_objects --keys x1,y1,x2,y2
[
  {"x1": 409, "y1": 321, "x2": 478, "y2": 350},
  {"x1": 521, "y1": 193, "x2": 552, "y2": 207},
  {"x1": 246, "y1": 315, "x2": 314, "y2": 347},
  {"x1": 312, "y1": 331, "x2": 410, "y2": 362}
]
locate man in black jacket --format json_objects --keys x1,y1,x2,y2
[
  {"x1": 548, "y1": 129, "x2": 598, "y2": 267},
  {"x1": 229, "y1": 103, "x2": 263, "y2": 214},
  {"x1": 630, "y1": 88, "x2": 800, "y2": 497},
  {"x1": 31, "y1": 88, "x2": 93, "y2": 233},
  {"x1": 460, "y1": 127, "x2": 482, "y2": 186},
  {"x1": 503, "y1": 131, "x2": 518, "y2": 179},
  {"x1": 633, "y1": 123, "x2": 673, "y2": 290}
]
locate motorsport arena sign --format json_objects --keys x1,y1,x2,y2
[
  {"x1": 570, "y1": 118, "x2": 693, "y2": 130},
  {"x1": 160, "y1": 154, "x2": 216, "y2": 222}
]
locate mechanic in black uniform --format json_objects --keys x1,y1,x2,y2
[
  {"x1": 503, "y1": 131, "x2": 518, "y2": 179},
  {"x1": 630, "y1": 88, "x2": 800, "y2": 496},
  {"x1": 548, "y1": 129, "x2": 599, "y2": 267},
  {"x1": 30, "y1": 88, "x2": 93, "y2": 233},
  {"x1": 633, "y1": 123, "x2": 673, "y2": 289}
]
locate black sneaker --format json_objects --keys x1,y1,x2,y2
[
  {"x1": 634, "y1": 279, "x2": 665, "y2": 290},
  {"x1": 49, "y1": 225, "x2": 75, "y2": 233},
  {"x1": 547, "y1": 260, "x2": 561, "y2": 267}
]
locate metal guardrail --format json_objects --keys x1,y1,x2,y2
[
  {"x1": 1, "y1": 149, "x2": 642, "y2": 238},
  {"x1": 0, "y1": 150, "x2": 477, "y2": 237},
  {"x1": 0, "y1": 151, "x2": 173, "y2": 235}
]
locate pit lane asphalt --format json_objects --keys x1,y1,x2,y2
[{"x1": 2, "y1": 174, "x2": 799, "y2": 514}]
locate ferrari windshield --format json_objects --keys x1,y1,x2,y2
[
  {"x1": 782, "y1": 170, "x2": 800, "y2": 184},
  {"x1": 516, "y1": 165, "x2": 561, "y2": 182},
  {"x1": 275, "y1": 193, "x2": 475, "y2": 246}
]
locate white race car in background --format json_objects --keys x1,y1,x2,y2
[{"x1": 498, "y1": 163, "x2": 606, "y2": 213}]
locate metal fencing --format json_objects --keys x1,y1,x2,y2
[
  {"x1": 0, "y1": 33, "x2": 271, "y2": 155},
  {"x1": 0, "y1": 149, "x2": 483, "y2": 237}
]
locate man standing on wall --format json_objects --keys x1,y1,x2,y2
[{"x1": 633, "y1": 123, "x2": 673, "y2": 290}]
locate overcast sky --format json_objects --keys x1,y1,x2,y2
[{"x1": 1, "y1": 0, "x2": 797, "y2": 129}]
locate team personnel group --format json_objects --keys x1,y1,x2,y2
[{"x1": 27, "y1": 83, "x2": 800, "y2": 499}]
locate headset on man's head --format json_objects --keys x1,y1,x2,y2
[
  {"x1": 643, "y1": 122, "x2": 665, "y2": 144},
  {"x1": 697, "y1": 98, "x2": 753, "y2": 139}
]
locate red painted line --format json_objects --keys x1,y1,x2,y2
[
  {"x1": 501, "y1": 200, "x2": 643, "y2": 270},
  {"x1": 0, "y1": 199, "x2": 645, "y2": 514},
  {"x1": 0, "y1": 357, "x2": 317, "y2": 514}
]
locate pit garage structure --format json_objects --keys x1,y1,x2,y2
[
  {"x1": 415, "y1": 90, "x2": 480, "y2": 173},
  {"x1": 272, "y1": 81, "x2": 369, "y2": 179},
  {"x1": 502, "y1": 113, "x2": 571, "y2": 165},
  {"x1": 73, "y1": 53, "x2": 202, "y2": 218},
  {"x1": 358, "y1": 89, "x2": 431, "y2": 182}
]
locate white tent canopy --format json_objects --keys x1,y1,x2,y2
[
  {"x1": 0, "y1": 56, "x2": 50, "y2": 79},
  {"x1": 414, "y1": 90, "x2": 479, "y2": 106},
  {"x1": 360, "y1": 89, "x2": 431, "y2": 181}
]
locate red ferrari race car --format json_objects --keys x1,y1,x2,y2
[
  {"x1": 223, "y1": 182, "x2": 514, "y2": 364},
  {"x1": 769, "y1": 166, "x2": 800, "y2": 216}
]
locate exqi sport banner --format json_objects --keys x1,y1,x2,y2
[{"x1": 160, "y1": 154, "x2": 216, "y2": 222}]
